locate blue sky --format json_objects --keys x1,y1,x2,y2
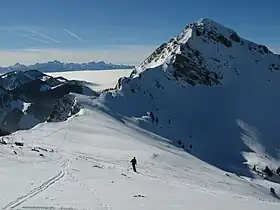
[{"x1": 0, "y1": 0, "x2": 279, "y2": 66}]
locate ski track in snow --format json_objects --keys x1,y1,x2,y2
[
  {"x1": 21, "y1": 207, "x2": 80, "y2": 210},
  {"x1": 1, "y1": 70, "x2": 280, "y2": 210},
  {"x1": 2, "y1": 113, "x2": 78, "y2": 209},
  {"x1": 3, "y1": 159, "x2": 70, "y2": 209},
  {"x1": 67, "y1": 170, "x2": 111, "y2": 210}
]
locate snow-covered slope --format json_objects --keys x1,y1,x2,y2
[
  {"x1": 0, "y1": 69, "x2": 279, "y2": 209},
  {"x1": 0, "y1": 69, "x2": 129, "y2": 135},
  {"x1": 0, "y1": 60, "x2": 134, "y2": 73},
  {"x1": 0, "y1": 95, "x2": 279, "y2": 209},
  {"x1": 98, "y1": 18, "x2": 280, "y2": 176}
]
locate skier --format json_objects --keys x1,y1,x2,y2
[
  {"x1": 130, "y1": 157, "x2": 137, "y2": 172},
  {"x1": 270, "y1": 187, "x2": 276, "y2": 194}
]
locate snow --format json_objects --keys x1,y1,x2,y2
[
  {"x1": 1, "y1": 18, "x2": 280, "y2": 209},
  {"x1": 22, "y1": 102, "x2": 31, "y2": 112},
  {"x1": 98, "y1": 19, "x2": 280, "y2": 178},
  {"x1": 48, "y1": 69, "x2": 132, "y2": 91},
  {"x1": 41, "y1": 75, "x2": 51, "y2": 82},
  {"x1": 0, "y1": 70, "x2": 279, "y2": 209}
]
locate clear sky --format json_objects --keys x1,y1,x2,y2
[{"x1": 0, "y1": 0, "x2": 279, "y2": 66}]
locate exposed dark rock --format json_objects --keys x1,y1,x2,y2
[
  {"x1": 216, "y1": 35, "x2": 232, "y2": 47},
  {"x1": 262, "y1": 45, "x2": 269, "y2": 54},
  {"x1": 269, "y1": 64, "x2": 280, "y2": 71},
  {"x1": 173, "y1": 54, "x2": 222, "y2": 86},
  {"x1": 133, "y1": 194, "x2": 146, "y2": 198},
  {"x1": 15, "y1": 142, "x2": 24, "y2": 147},
  {"x1": 0, "y1": 138, "x2": 7, "y2": 145},
  {"x1": 230, "y1": 33, "x2": 241, "y2": 43},
  {"x1": 31, "y1": 148, "x2": 40, "y2": 152},
  {"x1": 276, "y1": 167, "x2": 280, "y2": 175},
  {"x1": 37, "y1": 147, "x2": 48, "y2": 152},
  {"x1": 47, "y1": 94, "x2": 80, "y2": 122},
  {"x1": 196, "y1": 28, "x2": 201, "y2": 36},
  {"x1": 0, "y1": 69, "x2": 87, "y2": 136}
]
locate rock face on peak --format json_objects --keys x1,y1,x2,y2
[
  {"x1": 135, "y1": 18, "x2": 278, "y2": 86},
  {"x1": 98, "y1": 19, "x2": 280, "y2": 176}
]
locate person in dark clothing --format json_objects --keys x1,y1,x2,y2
[
  {"x1": 130, "y1": 157, "x2": 137, "y2": 172},
  {"x1": 253, "y1": 165, "x2": 256, "y2": 172},
  {"x1": 263, "y1": 166, "x2": 273, "y2": 177}
]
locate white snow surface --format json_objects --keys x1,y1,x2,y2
[
  {"x1": 22, "y1": 102, "x2": 31, "y2": 113},
  {"x1": 48, "y1": 69, "x2": 132, "y2": 91},
  {"x1": 0, "y1": 70, "x2": 280, "y2": 210}
]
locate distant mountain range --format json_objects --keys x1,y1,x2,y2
[{"x1": 0, "y1": 61, "x2": 134, "y2": 73}]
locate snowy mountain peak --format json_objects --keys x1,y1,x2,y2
[
  {"x1": 196, "y1": 18, "x2": 237, "y2": 34},
  {"x1": 100, "y1": 19, "x2": 280, "y2": 176},
  {"x1": 135, "y1": 18, "x2": 278, "y2": 87},
  {"x1": 12, "y1": 63, "x2": 26, "y2": 68}
]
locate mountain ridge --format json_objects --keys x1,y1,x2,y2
[
  {"x1": 97, "y1": 18, "x2": 280, "y2": 176},
  {"x1": 0, "y1": 60, "x2": 134, "y2": 73},
  {"x1": 0, "y1": 69, "x2": 99, "y2": 135}
]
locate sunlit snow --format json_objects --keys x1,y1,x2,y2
[{"x1": 0, "y1": 70, "x2": 279, "y2": 210}]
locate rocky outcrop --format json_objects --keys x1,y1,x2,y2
[
  {"x1": 47, "y1": 94, "x2": 80, "y2": 122},
  {"x1": 0, "y1": 69, "x2": 97, "y2": 135}
]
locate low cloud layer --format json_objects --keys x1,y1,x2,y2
[{"x1": 0, "y1": 45, "x2": 156, "y2": 67}]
